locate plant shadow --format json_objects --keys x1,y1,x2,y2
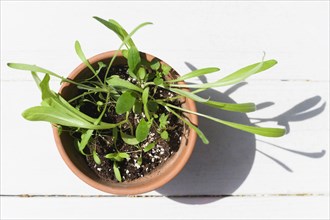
[
  {"x1": 156, "y1": 62, "x2": 327, "y2": 204},
  {"x1": 157, "y1": 83, "x2": 256, "y2": 204}
]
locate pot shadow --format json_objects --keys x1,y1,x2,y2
[
  {"x1": 157, "y1": 83, "x2": 256, "y2": 204},
  {"x1": 156, "y1": 62, "x2": 327, "y2": 204}
]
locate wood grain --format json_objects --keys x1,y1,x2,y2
[{"x1": 1, "y1": 1, "x2": 329, "y2": 219}]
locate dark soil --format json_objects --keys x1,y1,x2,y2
[{"x1": 70, "y1": 65, "x2": 185, "y2": 182}]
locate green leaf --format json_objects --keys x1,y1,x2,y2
[
  {"x1": 23, "y1": 74, "x2": 119, "y2": 129},
  {"x1": 22, "y1": 105, "x2": 118, "y2": 130},
  {"x1": 137, "y1": 67, "x2": 146, "y2": 80},
  {"x1": 216, "y1": 119, "x2": 286, "y2": 137},
  {"x1": 136, "y1": 118, "x2": 150, "y2": 142},
  {"x1": 120, "y1": 131, "x2": 140, "y2": 145},
  {"x1": 113, "y1": 161, "x2": 122, "y2": 182},
  {"x1": 93, "y1": 149, "x2": 101, "y2": 165},
  {"x1": 128, "y1": 46, "x2": 141, "y2": 73},
  {"x1": 204, "y1": 101, "x2": 256, "y2": 113},
  {"x1": 104, "y1": 152, "x2": 129, "y2": 162},
  {"x1": 170, "y1": 88, "x2": 209, "y2": 103},
  {"x1": 159, "y1": 113, "x2": 169, "y2": 129},
  {"x1": 143, "y1": 142, "x2": 156, "y2": 152},
  {"x1": 118, "y1": 152, "x2": 130, "y2": 159},
  {"x1": 160, "y1": 130, "x2": 169, "y2": 140},
  {"x1": 168, "y1": 67, "x2": 220, "y2": 83},
  {"x1": 133, "y1": 100, "x2": 142, "y2": 114},
  {"x1": 214, "y1": 59, "x2": 277, "y2": 86},
  {"x1": 78, "y1": 129, "x2": 94, "y2": 155},
  {"x1": 170, "y1": 60, "x2": 278, "y2": 89},
  {"x1": 7, "y1": 63, "x2": 63, "y2": 79},
  {"x1": 128, "y1": 69, "x2": 137, "y2": 79},
  {"x1": 161, "y1": 63, "x2": 172, "y2": 75},
  {"x1": 31, "y1": 71, "x2": 41, "y2": 89},
  {"x1": 74, "y1": 40, "x2": 96, "y2": 75},
  {"x1": 142, "y1": 87, "x2": 151, "y2": 120},
  {"x1": 142, "y1": 87, "x2": 149, "y2": 105},
  {"x1": 93, "y1": 16, "x2": 135, "y2": 48},
  {"x1": 164, "y1": 106, "x2": 209, "y2": 144},
  {"x1": 107, "y1": 75, "x2": 143, "y2": 92},
  {"x1": 166, "y1": 103, "x2": 286, "y2": 137},
  {"x1": 153, "y1": 77, "x2": 164, "y2": 86},
  {"x1": 23, "y1": 106, "x2": 88, "y2": 128},
  {"x1": 115, "y1": 91, "x2": 137, "y2": 114},
  {"x1": 150, "y1": 59, "x2": 160, "y2": 70},
  {"x1": 137, "y1": 156, "x2": 143, "y2": 165},
  {"x1": 122, "y1": 49, "x2": 128, "y2": 59},
  {"x1": 7, "y1": 63, "x2": 96, "y2": 90}
]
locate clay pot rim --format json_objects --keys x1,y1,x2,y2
[{"x1": 53, "y1": 50, "x2": 198, "y2": 195}]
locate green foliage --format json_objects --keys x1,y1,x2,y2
[
  {"x1": 120, "y1": 131, "x2": 140, "y2": 145},
  {"x1": 93, "y1": 149, "x2": 101, "y2": 165},
  {"x1": 115, "y1": 91, "x2": 136, "y2": 114},
  {"x1": 105, "y1": 152, "x2": 130, "y2": 162},
  {"x1": 150, "y1": 59, "x2": 161, "y2": 70},
  {"x1": 113, "y1": 161, "x2": 122, "y2": 182},
  {"x1": 136, "y1": 118, "x2": 150, "y2": 142},
  {"x1": 8, "y1": 16, "x2": 286, "y2": 183},
  {"x1": 143, "y1": 142, "x2": 156, "y2": 152},
  {"x1": 159, "y1": 113, "x2": 169, "y2": 130},
  {"x1": 168, "y1": 67, "x2": 220, "y2": 83}
]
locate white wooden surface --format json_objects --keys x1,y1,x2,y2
[{"x1": 1, "y1": 1, "x2": 329, "y2": 219}]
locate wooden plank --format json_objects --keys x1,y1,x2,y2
[
  {"x1": 1, "y1": 80, "x2": 328, "y2": 195},
  {"x1": 2, "y1": 1, "x2": 329, "y2": 81},
  {"x1": 1, "y1": 196, "x2": 329, "y2": 219}
]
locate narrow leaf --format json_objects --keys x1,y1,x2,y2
[
  {"x1": 93, "y1": 149, "x2": 101, "y2": 165},
  {"x1": 164, "y1": 106, "x2": 209, "y2": 144},
  {"x1": 107, "y1": 75, "x2": 143, "y2": 92},
  {"x1": 128, "y1": 46, "x2": 141, "y2": 73},
  {"x1": 78, "y1": 129, "x2": 94, "y2": 155},
  {"x1": 22, "y1": 105, "x2": 119, "y2": 130},
  {"x1": 74, "y1": 40, "x2": 96, "y2": 75},
  {"x1": 113, "y1": 161, "x2": 122, "y2": 182},
  {"x1": 118, "y1": 152, "x2": 130, "y2": 159},
  {"x1": 170, "y1": 60, "x2": 278, "y2": 89},
  {"x1": 105, "y1": 153, "x2": 125, "y2": 162},
  {"x1": 7, "y1": 63, "x2": 62, "y2": 79},
  {"x1": 31, "y1": 71, "x2": 41, "y2": 89},
  {"x1": 93, "y1": 16, "x2": 135, "y2": 48},
  {"x1": 22, "y1": 106, "x2": 92, "y2": 128},
  {"x1": 166, "y1": 103, "x2": 286, "y2": 137},
  {"x1": 170, "y1": 88, "x2": 209, "y2": 103},
  {"x1": 214, "y1": 59, "x2": 277, "y2": 86},
  {"x1": 142, "y1": 87, "x2": 151, "y2": 120},
  {"x1": 168, "y1": 67, "x2": 220, "y2": 83},
  {"x1": 204, "y1": 101, "x2": 256, "y2": 113}
]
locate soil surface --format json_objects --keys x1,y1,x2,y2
[{"x1": 70, "y1": 65, "x2": 185, "y2": 182}]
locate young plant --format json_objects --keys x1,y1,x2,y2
[{"x1": 8, "y1": 17, "x2": 286, "y2": 182}]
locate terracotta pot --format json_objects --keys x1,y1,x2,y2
[{"x1": 52, "y1": 51, "x2": 198, "y2": 195}]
